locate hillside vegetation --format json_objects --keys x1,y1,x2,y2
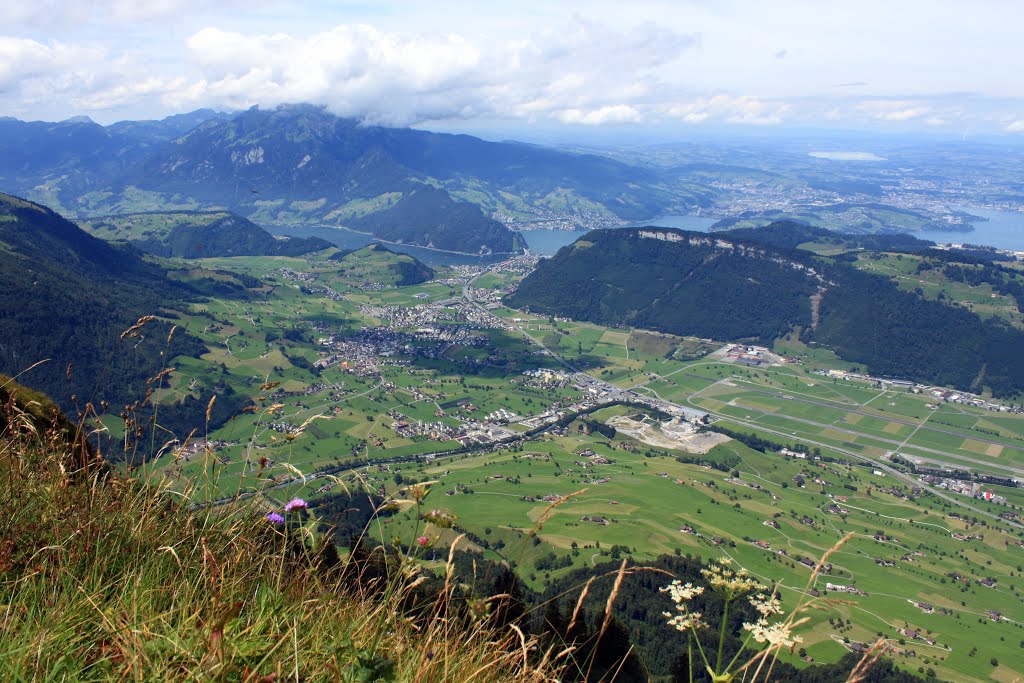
[
  {"x1": 0, "y1": 380, "x2": 563, "y2": 682},
  {"x1": 1, "y1": 373, "x2": 926, "y2": 683},
  {"x1": 347, "y1": 186, "x2": 525, "y2": 255},
  {"x1": 506, "y1": 228, "x2": 818, "y2": 343},
  {"x1": 328, "y1": 243, "x2": 435, "y2": 287}
]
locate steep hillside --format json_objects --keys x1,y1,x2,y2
[
  {"x1": 80, "y1": 210, "x2": 331, "y2": 258},
  {"x1": 814, "y1": 264, "x2": 1024, "y2": 395},
  {"x1": 0, "y1": 193, "x2": 205, "y2": 414},
  {"x1": 0, "y1": 111, "x2": 227, "y2": 214},
  {"x1": 508, "y1": 226, "x2": 1024, "y2": 396},
  {"x1": 130, "y1": 105, "x2": 675, "y2": 220},
  {"x1": 346, "y1": 185, "x2": 524, "y2": 254},
  {"x1": 103, "y1": 108, "x2": 229, "y2": 144}
]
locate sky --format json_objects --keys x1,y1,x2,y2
[{"x1": 3, "y1": 0, "x2": 1023, "y2": 140}]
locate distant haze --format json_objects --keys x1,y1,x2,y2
[{"x1": 808, "y1": 152, "x2": 887, "y2": 161}]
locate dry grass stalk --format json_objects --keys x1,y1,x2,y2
[
  {"x1": 847, "y1": 637, "x2": 890, "y2": 683},
  {"x1": 530, "y1": 488, "x2": 587, "y2": 536},
  {"x1": 205, "y1": 395, "x2": 216, "y2": 425},
  {"x1": 584, "y1": 558, "x2": 631, "y2": 681},
  {"x1": 119, "y1": 315, "x2": 156, "y2": 340},
  {"x1": 566, "y1": 575, "x2": 595, "y2": 635},
  {"x1": 598, "y1": 558, "x2": 629, "y2": 641}
]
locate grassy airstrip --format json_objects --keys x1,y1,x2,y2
[{"x1": 110, "y1": 250, "x2": 1024, "y2": 683}]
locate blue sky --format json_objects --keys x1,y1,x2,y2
[{"x1": 3, "y1": 0, "x2": 1022, "y2": 139}]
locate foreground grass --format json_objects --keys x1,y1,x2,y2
[{"x1": 0, "y1": 406, "x2": 562, "y2": 682}]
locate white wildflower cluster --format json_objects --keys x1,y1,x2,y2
[
  {"x1": 742, "y1": 591, "x2": 800, "y2": 649},
  {"x1": 742, "y1": 618, "x2": 801, "y2": 649},
  {"x1": 701, "y1": 558, "x2": 763, "y2": 600},
  {"x1": 662, "y1": 559, "x2": 808, "y2": 681},
  {"x1": 662, "y1": 580, "x2": 705, "y2": 604},
  {"x1": 660, "y1": 580, "x2": 706, "y2": 633},
  {"x1": 749, "y1": 593, "x2": 783, "y2": 618},
  {"x1": 665, "y1": 610, "x2": 705, "y2": 632}
]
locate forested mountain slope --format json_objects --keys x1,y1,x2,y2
[
  {"x1": 346, "y1": 185, "x2": 525, "y2": 254},
  {"x1": 508, "y1": 226, "x2": 1024, "y2": 396},
  {"x1": 507, "y1": 227, "x2": 820, "y2": 343},
  {"x1": 0, "y1": 193, "x2": 205, "y2": 415}
]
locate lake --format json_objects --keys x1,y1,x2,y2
[
  {"x1": 272, "y1": 215, "x2": 719, "y2": 264},
  {"x1": 271, "y1": 209, "x2": 1024, "y2": 266},
  {"x1": 525, "y1": 209, "x2": 1024, "y2": 255},
  {"x1": 915, "y1": 207, "x2": 1024, "y2": 251}
]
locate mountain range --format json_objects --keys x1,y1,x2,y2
[{"x1": 0, "y1": 105, "x2": 700, "y2": 254}]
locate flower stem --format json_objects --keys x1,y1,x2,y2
[
  {"x1": 691, "y1": 623, "x2": 711, "y2": 670},
  {"x1": 716, "y1": 599, "x2": 730, "y2": 674},
  {"x1": 688, "y1": 634, "x2": 694, "y2": 683},
  {"x1": 724, "y1": 629, "x2": 758, "y2": 674}
]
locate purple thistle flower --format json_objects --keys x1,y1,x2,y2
[
  {"x1": 266, "y1": 512, "x2": 285, "y2": 524},
  {"x1": 284, "y1": 498, "x2": 308, "y2": 512}
]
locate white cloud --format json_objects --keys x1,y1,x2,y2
[
  {"x1": 159, "y1": 20, "x2": 695, "y2": 126},
  {"x1": 558, "y1": 105, "x2": 642, "y2": 125},
  {"x1": 668, "y1": 95, "x2": 790, "y2": 126},
  {"x1": 856, "y1": 99, "x2": 930, "y2": 122},
  {"x1": 73, "y1": 76, "x2": 188, "y2": 111},
  {"x1": 877, "y1": 108, "x2": 929, "y2": 121},
  {"x1": 2, "y1": 2, "x2": 1024, "y2": 135},
  {"x1": 1007, "y1": 120, "x2": 1024, "y2": 133},
  {"x1": 5, "y1": 0, "x2": 259, "y2": 29},
  {"x1": 0, "y1": 37, "x2": 102, "y2": 89}
]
